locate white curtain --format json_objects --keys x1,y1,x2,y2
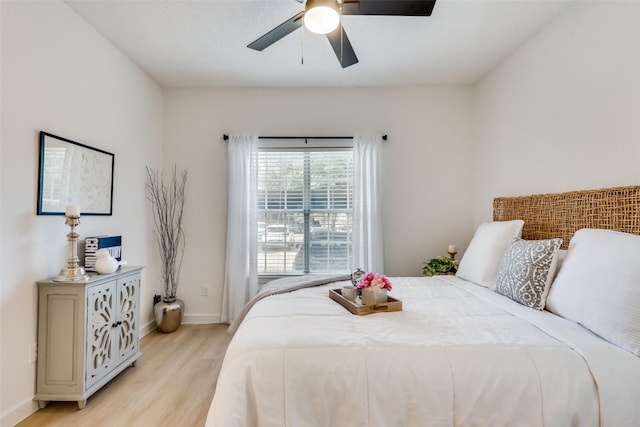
[
  {"x1": 352, "y1": 135, "x2": 385, "y2": 273},
  {"x1": 221, "y1": 135, "x2": 259, "y2": 324}
]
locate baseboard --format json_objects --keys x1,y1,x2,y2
[
  {"x1": 140, "y1": 320, "x2": 157, "y2": 337},
  {"x1": 140, "y1": 314, "x2": 222, "y2": 337},
  {"x1": 1, "y1": 396, "x2": 38, "y2": 427},
  {"x1": 183, "y1": 313, "x2": 222, "y2": 324}
]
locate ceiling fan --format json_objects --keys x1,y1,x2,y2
[{"x1": 247, "y1": 0, "x2": 437, "y2": 68}]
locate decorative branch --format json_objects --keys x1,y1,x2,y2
[{"x1": 145, "y1": 165, "x2": 187, "y2": 300}]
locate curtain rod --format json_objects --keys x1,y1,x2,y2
[{"x1": 223, "y1": 134, "x2": 387, "y2": 141}]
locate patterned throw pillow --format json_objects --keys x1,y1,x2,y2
[{"x1": 495, "y1": 238, "x2": 562, "y2": 310}]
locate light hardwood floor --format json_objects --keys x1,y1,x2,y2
[{"x1": 18, "y1": 324, "x2": 232, "y2": 427}]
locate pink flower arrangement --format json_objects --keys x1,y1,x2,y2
[{"x1": 356, "y1": 272, "x2": 392, "y2": 291}]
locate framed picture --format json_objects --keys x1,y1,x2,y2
[{"x1": 37, "y1": 131, "x2": 114, "y2": 215}]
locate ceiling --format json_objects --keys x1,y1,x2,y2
[{"x1": 65, "y1": 0, "x2": 571, "y2": 88}]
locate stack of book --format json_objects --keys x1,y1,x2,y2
[{"x1": 85, "y1": 235, "x2": 122, "y2": 272}]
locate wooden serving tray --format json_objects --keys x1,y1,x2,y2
[{"x1": 329, "y1": 288, "x2": 402, "y2": 315}]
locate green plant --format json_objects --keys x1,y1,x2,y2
[{"x1": 422, "y1": 256, "x2": 459, "y2": 277}]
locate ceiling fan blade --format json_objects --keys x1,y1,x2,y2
[
  {"x1": 340, "y1": 0, "x2": 436, "y2": 16},
  {"x1": 326, "y1": 24, "x2": 359, "y2": 68},
  {"x1": 247, "y1": 11, "x2": 305, "y2": 51}
]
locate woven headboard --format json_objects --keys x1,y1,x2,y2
[{"x1": 493, "y1": 186, "x2": 640, "y2": 249}]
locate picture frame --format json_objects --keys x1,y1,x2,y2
[{"x1": 37, "y1": 131, "x2": 115, "y2": 215}]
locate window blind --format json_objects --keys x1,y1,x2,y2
[{"x1": 256, "y1": 149, "x2": 353, "y2": 275}]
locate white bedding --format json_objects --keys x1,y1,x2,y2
[{"x1": 207, "y1": 276, "x2": 640, "y2": 426}]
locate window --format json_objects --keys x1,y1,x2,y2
[{"x1": 256, "y1": 143, "x2": 353, "y2": 275}]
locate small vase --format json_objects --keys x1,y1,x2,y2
[
  {"x1": 154, "y1": 297, "x2": 184, "y2": 333},
  {"x1": 361, "y1": 288, "x2": 388, "y2": 305}
]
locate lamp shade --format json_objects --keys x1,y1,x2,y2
[{"x1": 304, "y1": 0, "x2": 340, "y2": 34}]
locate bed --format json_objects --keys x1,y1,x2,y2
[{"x1": 207, "y1": 186, "x2": 640, "y2": 427}]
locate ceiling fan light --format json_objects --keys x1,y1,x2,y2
[{"x1": 304, "y1": 4, "x2": 340, "y2": 35}]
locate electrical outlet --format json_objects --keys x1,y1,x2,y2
[
  {"x1": 202, "y1": 286, "x2": 209, "y2": 296},
  {"x1": 29, "y1": 343, "x2": 37, "y2": 363}
]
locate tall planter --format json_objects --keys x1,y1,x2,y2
[{"x1": 146, "y1": 165, "x2": 187, "y2": 333}]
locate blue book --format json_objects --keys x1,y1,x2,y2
[{"x1": 85, "y1": 235, "x2": 122, "y2": 271}]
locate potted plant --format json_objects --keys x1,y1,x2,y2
[
  {"x1": 422, "y1": 256, "x2": 459, "y2": 276},
  {"x1": 146, "y1": 165, "x2": 187, "y2": 333}
]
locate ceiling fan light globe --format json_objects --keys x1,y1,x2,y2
[{"x1": 304, "y1": 6, "x2": 340, "y2": 34}]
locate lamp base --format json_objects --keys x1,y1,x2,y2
[{"x1": 54, "y1": 266, "x2": 90, "y2": 282}]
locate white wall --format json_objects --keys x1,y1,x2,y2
[
  {"x1": 0, "y1": 1, "x2": 163, "y2": 425},
  {"x1": 164, "y1": 86, "x2": 475, "y2": 321},
  {"x1": 473, "y1": 1, "x2": 640, "y2": 224}
]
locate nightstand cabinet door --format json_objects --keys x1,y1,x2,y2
[
  {"x1": 117, "y1": 274, "x2": 140, "y2": 362},
  {"x1": 86, "y1": 281, "x2": 117, "y2": 389}
]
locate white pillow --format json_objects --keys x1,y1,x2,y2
[
  {"x1": 547, "y1": 249, "x2": 568, "y2": 282},
  {"x1": 555, "y1": 249, "x2": 568, "y2": 271},
  {"x1": 546, "y1": 228, "x2": 640, "y2": 356},
  {"x1": 455, "y1": 220, "x2": 525, "y2": 289}
]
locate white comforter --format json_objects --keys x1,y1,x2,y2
[{"x1": 207, "y1": 276, "x2": 640, "y2": 426}]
